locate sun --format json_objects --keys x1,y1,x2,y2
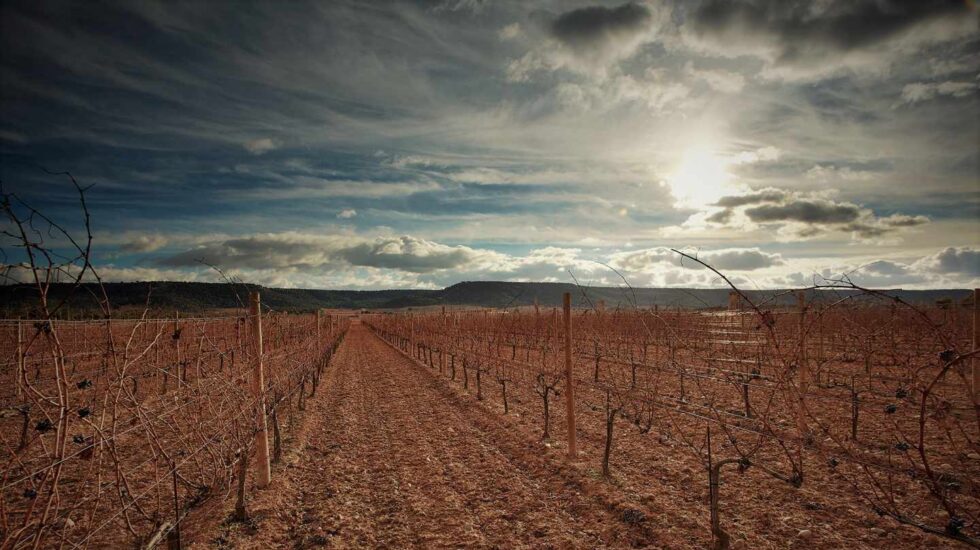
[{"x1": 666, "y1": 148, "x2": 737, "y2": 209}]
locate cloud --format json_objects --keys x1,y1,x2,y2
[
  {"x1": 540, "y1": 71, "x2": 689, "y2": 113},
  {"x1": 683, "y1": 62, "x2": 746, "y2": 93},
  {"x1": 683, "y1": 0, "x2": 975, "y2": 80},
  {"x1": 899, "y1": 80, "x2": 978, "y2": 105},
  {"x1": 695, "y1": 248, "x2": 784, "y2": 271},
  {"x1": 549, "y1": 2, "x2": 652, "y2": 52},
  {"x1": 863, "y1": 259, "x2": 910, "y2": 276},
  {"x1": 705, "y1": 208, "x2": 734, "y2": 224},
  {"x1": 731, "y1": 146, "x2": 781, "y2": 165},
  {"x1": 879, "y1": 214, "x2": 929, "y2": 228},
  {"x1": 699, "y1": 187, "x2": 930, "y2": 241},
  {"x1": 507, "y1": 1, "x2": 662, "y2": 80},
  {"x1": 714, "y1": 188, "x2": 788, "y2": 208},
  {"x1": 432, "y1": 0, "x2": 487, "y2": 14},
  {"x1": 609, "y1": 246, "x2": 783, "y2": 273},
  {"x1": 243, "y1": 138, "x2": 277, "y2": 155},
  {"x1": 805, "y1": 164, "x2": 876, "y2": 182},
  {"x1": 498, "y1": 23, "x2": 522, "y2": 41},
  {"x1": 778, "y1": 247, "x2": 980, "y2": 289},
  {"x1": 119, "y1": 234, "x2": 169, "y2": 253},
  {"x1": 745, "y1": 199, "x2": 861, "y2": 224},
  {"x1": 157, "y1": 232, "x2": 506, "y2": 274},
  {"x1": 337, "y1": 236, "x2": 499, "y2": 273},
  {"x1": 913, "y1": 246, "x2": 980, "y2": 276},
  {"x1": 337, "y1": 208, "x2": 357, "y2": 219}
]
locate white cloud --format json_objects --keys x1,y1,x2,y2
[
  {"x1": 156, "y1": 232, "x2": 509, "y2": 274},
  {"x1": 684, "y1": 62, "x2": 746, "y2": 93},
  {"x1": 899, "y1": 80, "x2": 978, "y2": 105},
  {"x1": 498, "y1": 23, "x2": 521, "y2": 41},
  {"x1": 805, "y1": 165, "x2": 875, "y2": 182},
  {"x1": 119, "y1": 234, "x2": 169, "y2": 253},
  {"x1": 337, "y1": 208, "x2": 357, "y2": 219},
  {"x1": 609, "y1": 246, "x2": 783, "y2": 273},
  {"x1": 731, "y1": 146, "x2": 780, "y2": 165},
  {"x1": 912, "y1": 247, "x2": 980, "y2": 276},
  {"x1": 243, "y1": 138, "x2": 277, "y2": 155}
]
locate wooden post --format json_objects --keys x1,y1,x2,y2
[
  {"x1": 249, "y1": 292, "x2": 272, "y2": 489},
  {"x1": 174, "y1": 311, "x2": 182, "y2": 386},
  {"x1": 316, "y1": 309, "x2": 322, "y2": 340},
  {"x1": 795, "y1": 290, "x2": 809, "y2": 440},
  {"x1": 797, "y1": 290, "x2": 807, "y2": 365},
  {"x1": 168, "y1": 465, "x2": 182, "y2": 550},
  {"x1": 563, "y1": 293, "x2": 577, "y2": 458},
  {"x1": 973, "y1": 289, "x2": 979, "y2": 402},
  {"x1": 16, "y1": 321, "x2": 24, "y2": 397}
]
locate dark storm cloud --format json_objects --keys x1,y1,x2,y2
[
  {"x1": 745, "y1": 199, "x2": 861, "y2": 224},
  {"x1": 705, "y1": 188, "x2": 932, "y2": 240},
  {"x1": 689, "y1": 0, "x2": 968, "y2": 62},
  {"x1": 549, "y1": 2, "x2": 652, "y2": 51},
  {"x1": 841, "y1": 222, "x2": 890, "y2": 239},
  {"x1": 714, "y1": 189, "x2": 787, "y2": 208},
  {"x1": 705, "y1": 208, "x2": 733, "y2": 224}
]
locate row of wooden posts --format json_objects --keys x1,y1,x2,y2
[
  {"x1": 9, "y1": 287, "x2": 980, "y2": 472},
  {"x1": 9, "y1": 292, "x2": 342, "y2": 550},
  {"x1": 406, "y1": 293, "x2": 580, "y2": 458},
  {"x1": 9, "y1": 292, "x2": 345, "y2": 494},
  {"x1": 413, "y1": 289, "x2": 980, "y2": 460}
]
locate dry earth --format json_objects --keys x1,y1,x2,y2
[
  {"x1": 203, "y1": 321, "x2": 959, "y2": 549},
  {"x1": 210, "y1": 321, "x2": 668, "y2": 548}
]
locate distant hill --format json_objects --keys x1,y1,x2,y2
[{"x1": 0, "y1": 281, "x2": 972, "y2": 318}]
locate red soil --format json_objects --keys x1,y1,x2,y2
[
  {"x1": 210, "y1": 322, "x2": 671, "y2": 548},
  {"x1": 206, "y1": 321, "x2": 961, "y2": 549}
]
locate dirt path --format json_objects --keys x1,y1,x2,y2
[{"x1": 225, "y1": 321, "x2": 654, "y2": 549}]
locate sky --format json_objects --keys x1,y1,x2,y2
[{"x1": 0, "y1": 0, "x2": 978, "y2": 290}]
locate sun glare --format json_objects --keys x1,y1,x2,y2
[{"x1": 666, "y1": 148, "x2": 737, "y2": 209}]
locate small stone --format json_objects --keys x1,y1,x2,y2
[
  {"x1": 967, "y1": 453, "x2": 980, "y2": 460},
  {"x1": 797, "y1": 529, "x2": 812, "y2": 539},
  {"x1": 870, "y1": 528, "x2": 886, "y2": 536}
]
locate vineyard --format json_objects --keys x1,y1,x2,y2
[
  {"x1": 0, "y1": 285, "x2": 978, "y2": 548},
  {"x1": 366, "y1": 289, "x2": 979, "y2": 548},
  {"x1": 0, "y1": 294, "x2": 350, "y2": 548}
]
